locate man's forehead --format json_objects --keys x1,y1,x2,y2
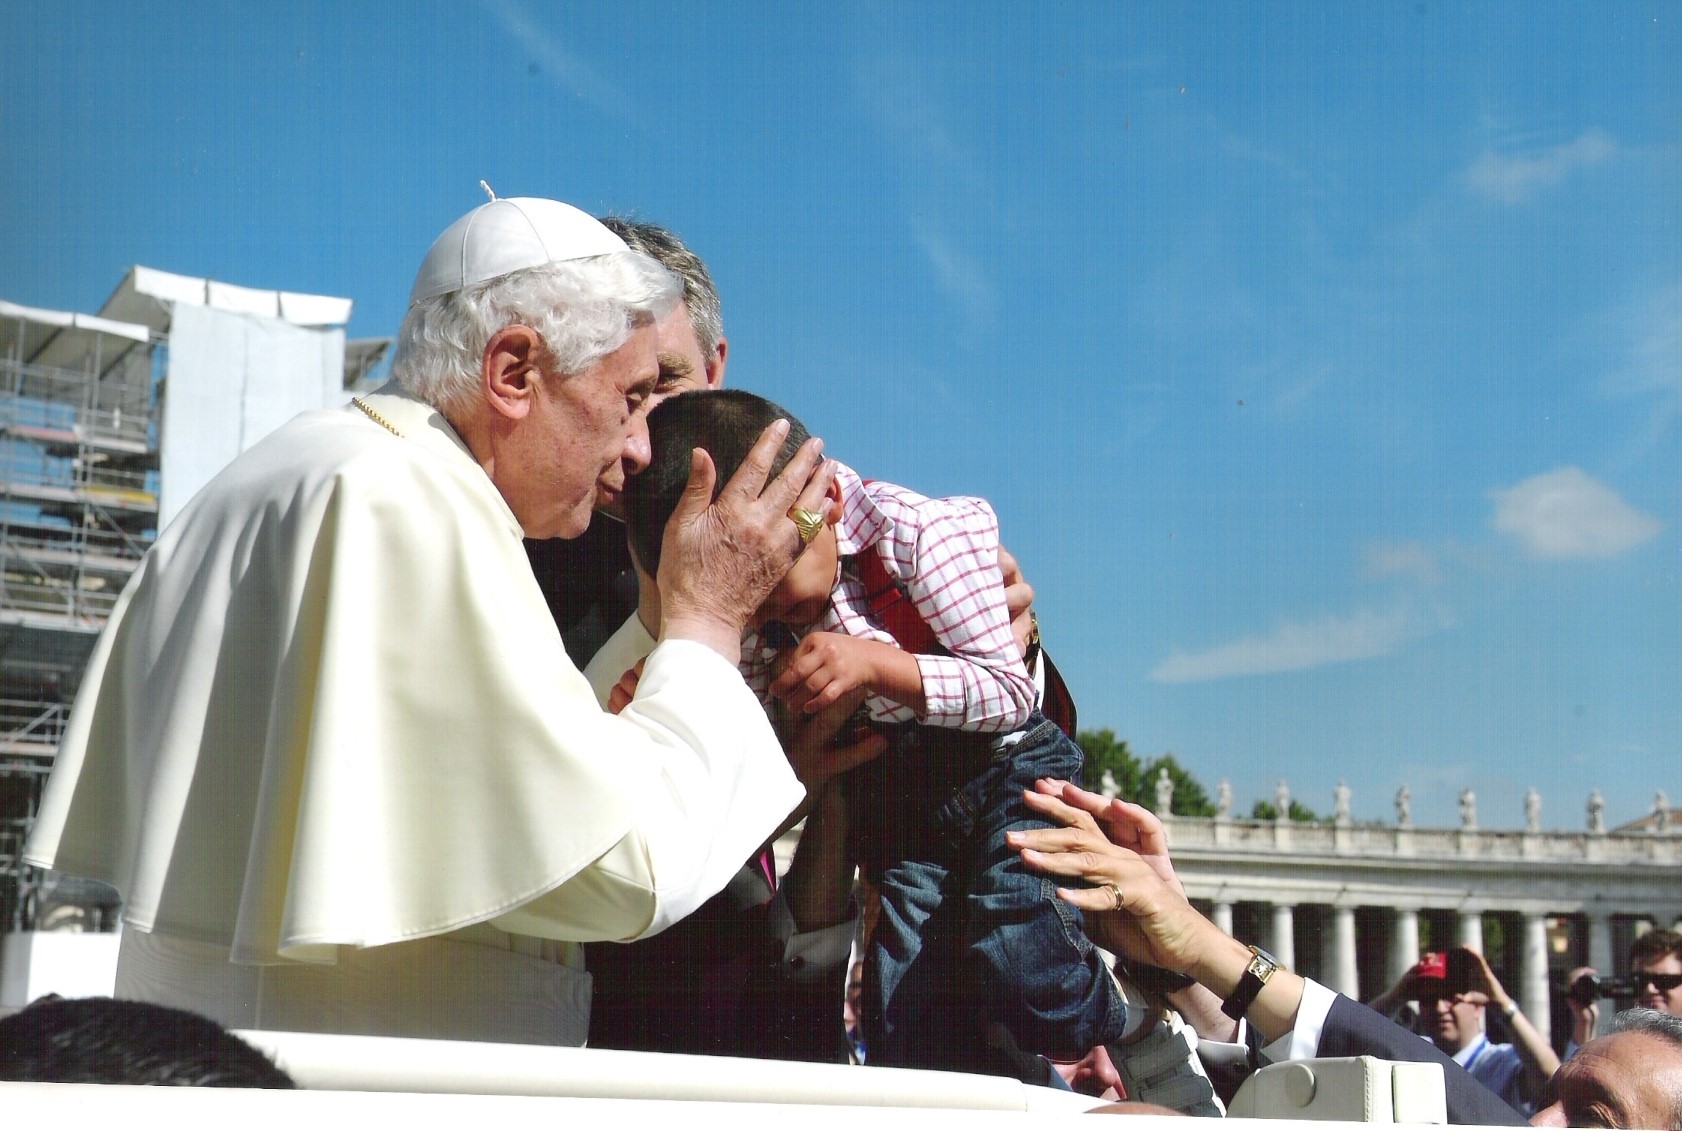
[{"x1": 1557, "y1": 1033, "x2": 1681, "y2": 1125}]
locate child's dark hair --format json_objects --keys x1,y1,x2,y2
[{"x1": 624, "y1": 389, "x2": 812, "y2": 575}]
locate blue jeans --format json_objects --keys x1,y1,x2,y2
[{"x1": 850, "y1": 714, "x2": 1129, "y2": 1076}]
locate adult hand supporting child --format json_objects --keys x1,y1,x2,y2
[{"x1": 777, "y1": 685, "x2": 889, "y2": 791}]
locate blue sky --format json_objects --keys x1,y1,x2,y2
[{"x1": 3, "y1": 2, "x2": 1677, "y2": 828}]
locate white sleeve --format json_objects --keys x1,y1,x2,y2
[
  {"x1": 766, "y1": 892, "x2": 857, "y2": 984},
  {"x1": 602, "y1": 639, "x2": 801, "y2": 937},
  {"x1": 583, "y1": 612, "x2": 659, "y2": 707},
  {"x1": 1260, "y1": 977, "x2": 1340, "y2": 1065},
  {"x1": 496, "y1": 639, "x2": 801, "y2": 942}
]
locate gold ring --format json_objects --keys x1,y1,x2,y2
[
  {"x1": 1108, "y1": 883, "x2": 1125, "y2": 911},
  {"x1": 789, "y1": 507, "x2": 824, "y2": 546}
]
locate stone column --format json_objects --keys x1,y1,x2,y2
[
  {"x1": 1331, "y1": 905, "x2": 1360, "y2": 998},
  {"x1": 1458, "y1": 910, "x2": 1484, "y2": 952},
  {"x1": 1521, "y1": 913, "x2": 1551, "y2": 1045},
  {"x1": 1586, "y1": 912, "x2": 1614, "y2": 1037},
  {"x1": 1390, "y1": 907, "x2": 1421, "y2": 987},
  {"x1": 1212, "y1": 902, "x2": 1234, "y2": 936},
  {"x1": 1271, "y1": 903, "x2": 1296, "y2": 971}
]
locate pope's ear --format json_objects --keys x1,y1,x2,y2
[{"x1": 482, "y1": 325, "x2": 545, "y2": 420}]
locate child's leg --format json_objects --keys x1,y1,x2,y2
[
  {"x1": 957, "y1": 716, "x2": 1129, "y2": 1060},
  {"x1": 857, "y1": 727, "x2": 1018, "y2": 1074}
]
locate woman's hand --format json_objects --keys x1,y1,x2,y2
[
  {"x1": 1007, "y1": 781, "x2": 1214, "y2": 976},
  {"x1": 1029, "y1": 779, "x2": 1186, "y2": 896}
]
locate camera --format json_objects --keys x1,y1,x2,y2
[{"x1": 1569, "y1": 972, "x2": 1641, "y2": 1001}]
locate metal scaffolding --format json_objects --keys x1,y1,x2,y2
[
  {"x1": 0, "y1": 300, "x2": 155, "y2": 931},
  {"x1": 0, "y1": 275, "x2": 384, "y2": 949}
]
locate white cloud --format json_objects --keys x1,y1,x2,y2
[
  {"x1": 1489, "y1": 467, "x2": 1661, "y2": 559},
  {"x1": 1600, "y1": 283, "x2": 1682, "y2": 461},
  {"x1": 1363, "y1": 540, "x2": 1444, "y2": 585},
  {"x1": 479, "y1": 0, "x2": 637, "y2": 124},
  {"x1": 1149, "y1": 608, "x2": 1426, "y2": 684},
  {"x1": 908, "y1": 217, "x2": 995, "y2": 329},
  {"x1": 1464, "y1": 129, "x2": 1616, "y2": 204}
]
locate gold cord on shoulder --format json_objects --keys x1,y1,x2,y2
[{"x1": 351, "y1": 396, "x2": 402, "y2": 437}]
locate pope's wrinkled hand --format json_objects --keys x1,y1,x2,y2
[{"x1": 656, "y1": 419, "x2": 834, "y2": 661}]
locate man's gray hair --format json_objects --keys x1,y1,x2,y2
[
  {"x1": 391, "y1": 251, "x2": 679, "y2": 417},
  {"x1": 1609, "y1": 1006, "x2": 1682, "y2": 1047},
  {"x1": 1607, "y1": 1009, "x2": 1682, "y2": 1127},
  {"x1": 599, "y1": 217, "x2": 723, "y2": 358}
]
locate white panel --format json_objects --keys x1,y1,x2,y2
[
  {"x1": 160, "y1": 303, "x2": 248, "y2": 529},
  {"x1": 160, "y1": 304, "x2": 346, "y2": 530},
  {"x1": 0, "y1": 299, "x2": 73, "y2": 328},
  {"x1": 131, "y1": 265, "x2": 209, "y2": 306},
  {"x1": 208, "y1": 280, "x2": 281, "y2": 318},
  {"x1": 280, "y1": 291, "x2": 354, "y2": 327},
  {"x1": 240, "y1": 318, "x2": 341, "y2": 447},
  {"x1": 0, "y1": 931, "x2": 121, "y2": 1007},
  {"x1": 71, "y1": 312, "x2": 152, "y2": 342}
]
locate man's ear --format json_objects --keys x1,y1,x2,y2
[
  {"x1": 704, "y1": 336, "x2": 728, "y2": 389},
  {"x1": 482, "y1": 324, "x2": 545, "y2": 421}
]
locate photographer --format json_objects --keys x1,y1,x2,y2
[
  {"x1": 1370, "y1": 948, "x2": 1560, "y2": 1117},
  {"x1": 1565, "y1": 927, "x2": 1682, "y2": 1053}
]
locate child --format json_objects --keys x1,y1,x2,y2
[{"x1": 620, "y1": 390, "x2": 1216, "y2": 1111}]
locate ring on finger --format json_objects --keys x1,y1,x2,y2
[
  {"x1": 1107, "y1": 882, "x2": 1124, "y2": 911},
  {"x1": 788, "y1": 507, "x2": 824, "y2": 546}
]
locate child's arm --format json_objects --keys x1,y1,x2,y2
[
  {"x1": 770, "y1": 632, "x2": 926, "y2": 716},
  {"x1": 868, "y1": 488, "x2": 1037, "y2": 732}
]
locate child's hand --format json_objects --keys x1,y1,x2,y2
[
  {"x1": 770, "y1": 633, "x2": 924, "y2": 715},
  {"x1": 770, "y1": 632, "x2": 877, "y2": 714},
  {"x1": 606, "y1": 659, "x2": 646, "y2": 715}
]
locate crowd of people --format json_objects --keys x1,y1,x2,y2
[{"x1": 5, "y1": 195, "x2": 1679, "y2": 1127}]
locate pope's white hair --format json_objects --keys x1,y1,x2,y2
[{"x1": 391, "y1": 251, "x2": 680, "y2": 417}]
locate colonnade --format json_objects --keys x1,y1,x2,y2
[
  {"x1": 1164, "y1": 813, "x2": 1681, "y2": 1044},
  {"x1": 1198, "y1": 898, "x2": 1592, "y2": 1035}
]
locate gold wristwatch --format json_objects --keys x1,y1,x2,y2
[{"x1": 1221, "y1": 944, "x2": 1281, "y2": 1020}]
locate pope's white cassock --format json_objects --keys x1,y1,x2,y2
[{"x1": 24, "y1": 385, "x2": 804, "y2": 1045}]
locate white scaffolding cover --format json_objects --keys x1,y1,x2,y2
[
  {"x1": 0, "y1": 299, "x2": 151, "y2": 371},
  {"x1": 160, "y1": 303, "x2": 346, "y2": 529},
  {"x1": 100, "y1": 266, "x2": 354, "y2": 333}
]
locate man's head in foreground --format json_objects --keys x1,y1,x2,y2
[
  {"x1": 593, "y1": 216, "x2": 728, "y2": 517},
  {"x1": 1531, "y1": 1008, "x2": 1682, "y2": 1128},
  {"x1": 625, "y1": 389, "x2": 840, "y2": 630},
  {"x1": 1630, "y1": 930, "x2": 1682, "y2": 1019},
  {"x1": 0, "y1": 996, "x2": 294, "y2": 1087},
  {"x1": 390, "y1": 196, "x2": 681, "y2": 537}
]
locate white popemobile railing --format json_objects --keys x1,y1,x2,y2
[
  {"x1": 237, "y1": 1032, "x2": 1452, "y2": 1123},
  {"x1": 0, "y1": 1036, "x2": 1484, "y2": 1128}
]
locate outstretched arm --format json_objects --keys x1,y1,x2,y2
[
  {"x1": 1463, "y1": 948, "x2": 1560, "y2": 1089},
  {"x1": 1006, "y1": 782, "x2": 1309, "y2": 1046},
  {"x1": 1010, "y1": 781, "x2": 1529, "y2": 1127}
]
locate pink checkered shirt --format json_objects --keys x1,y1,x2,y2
[{"x1": 741, "y1": 462, "x2": 1035, "y2": 733}]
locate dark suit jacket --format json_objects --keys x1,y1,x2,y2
[{"x1": 1317, "y1": 995, "x2": 1528, "y2": 1125}]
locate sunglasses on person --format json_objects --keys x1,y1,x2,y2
[{"x1": 1636, "y1": 971, "x2": 1682, "y2": 993}]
